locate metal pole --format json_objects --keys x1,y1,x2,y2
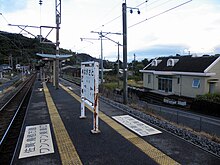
[
  {"x1": 100, "y1": 31, "x2": 103, "y2": 84},
  {"x1": 55, "y1": 20, "x2": 60, "y2": 89},
  {"x1": 55, "y1": 0, "x2": 61, "y2": 89},
  {"x1": 122, "y1": 3, "x2": 128, "y2": 104},
  {"x1": 117, "y1": 42, "x2": 120, "y2": 87}
]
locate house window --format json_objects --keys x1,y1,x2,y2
[
  {"x1": 151, "y1": 59, "x2": 162, "y2": 66},
  {"x1": 158, "y1": 77, "x2": 172, "y2": 92},
  {"x1": 167, "y1": 59, "x2": 174, "y2": 66},
  {"x1": 192, "y1": 79, "x2": 200, "y2": 88},
  {"x1": 167, "y1": 58, "x2": 179, "y2": 67},
  {"x1": 148, "y1": 74, "x2": 151, "y2": 83},
  {"x1": 151, "y1": 60, "x2": 157, "y2": 66}
]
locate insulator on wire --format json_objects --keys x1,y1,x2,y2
[{"x1": 39, "y1": 0, "x2": 43, "y2": 5}]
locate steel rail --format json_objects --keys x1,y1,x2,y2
[
  {"x1": 0, "y1": 77, "x2": 31, "y2": 112},
  {"x1": 0, "y1": 75, "x2": 35, "y2": 146}
]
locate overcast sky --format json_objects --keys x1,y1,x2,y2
[{"x1": 1, "y1": 0, "x2": 220, "y2": 62}]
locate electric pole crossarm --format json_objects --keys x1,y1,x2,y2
[
  {"x1": 91, "y1": 31, "x2": 122, "y2": 36},
  {"x1": 80, "y1": 38, "x2": 100, "y2": 41},
  {"x1": 18, "y1": 25, "x2": 36, "y2": 38},
  {"x1": 8, "y1": 24, "x2": 57, "y2": 44},
  {"x1": 8, "y1": 24, "x2": 39, "y2": 28},
  {"x1": 101, "y1": 35, "x2": 122, "y2": 46},
  {"x1": 40, "y1": 27, "x2": 55, "y2": 43},
  {"x1": 8, "y1": 24, "x2": 36, "y2": 37}
]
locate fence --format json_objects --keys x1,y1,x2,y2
[{"x1": 101, "y1": 88, "x2": 220, "y2": 137}]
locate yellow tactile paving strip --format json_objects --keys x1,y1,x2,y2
[
  {"x1": 43, "y1": 83, "x2": 82, "y2": 165},
  {"x1": 60, "y1": 83, "x2": 180, "y2": 165}
]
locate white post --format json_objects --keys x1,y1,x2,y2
[
  {"x1": 91, "y1": 95, "x2": 99, "y2": 133},
  {"x1": 91, "y1": 62, "x2": 100, "y2": 133}
]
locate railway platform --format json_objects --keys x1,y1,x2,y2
[{"x1": 11, "y1": 79, "x2": 220, "y2": 165}]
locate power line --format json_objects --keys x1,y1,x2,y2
[
  {"x1": 136, "y1": 0, "x2": 149, "y2": 7},
  {"x1": 128, "y1": 0, "x2": 192, "y2": 29},
  {"x1": 91, "y1": 1, "x2": 123, "y2": 31},
  {"x1": 93, "y1": 0, "x2": 148, "y2": 31},
  {"x1": 140, "y1": 0, "x2": 175, "y2": 11},
  {"x1": 94, "y1": 0, "x2": 180, "y2": 34},
  {"x1": 0, "y1": 13, "x2": 10, "y2": 25}
]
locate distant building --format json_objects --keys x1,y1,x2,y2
[
  {"x1": 140, "y1": 55, "x2": 220, "y2": 98},
  {"x1": 0, "y1": 64, "x2": 12, "y2": 73}
]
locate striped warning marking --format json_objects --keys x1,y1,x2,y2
[
  {"x1": 60, "y1": 83, "x2": 180, "y2": 165},
  {"x1": 43, "y1": 83, "x2": 82, "y2": 165}
]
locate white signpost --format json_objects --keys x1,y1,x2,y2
[{"x1": 80, "y1": 61, "x2": 100, "y2": 134}]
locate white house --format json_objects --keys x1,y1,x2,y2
[{"x1": 140, "y1": 55, "x2": 220, "y2": 98}]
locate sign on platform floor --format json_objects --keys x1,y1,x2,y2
[
  {"x1": 112, "y1": 115, "x2": 162, "y2": 136},
  {"x1": 19, "y1": 124, "x2": 54, "y2": 159}
]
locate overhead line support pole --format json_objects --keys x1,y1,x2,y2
[
  {"x1": 118, "y1": 42, "x2": 120, "y2": 87},
  {"x1": 100, "y1": 31, "x2": 104, "y2": 84},
  {"x1": 55, "y1": 0, "x2": 61, "y2": 89},
  {"x1": 91, "y1": 31, "x2": 122, "y2": 85},
  {"x1": 122, "y1": 2, "x2": 128, "y2": 104}
]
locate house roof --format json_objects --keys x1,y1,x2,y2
[{"x1": 142, "y1": 55, "x2": 220, "y2": 73}]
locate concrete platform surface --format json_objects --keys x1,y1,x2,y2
[{"x1": 11, "y1": 80, "x2": 220, "y2": 165}]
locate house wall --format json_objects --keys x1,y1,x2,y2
[
  {"x1": 180, "y1": 75, "x2": 206, "y2": 98},
  {"x1": 143, "y1": 73, "x2": 208, "y2": 98},
  {"x1": 143, "y1": 73, "x2": 154, "y2": 89},
  {"x1": 207, "y1": 60, "x2": 220, "y2": 93},
  {"x1": 172, "y1": 75, "x2": 180, "y2": 96}
]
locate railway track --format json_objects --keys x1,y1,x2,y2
[{"x1": 0, "y1": 74, "x2": 36, "y2": 164}]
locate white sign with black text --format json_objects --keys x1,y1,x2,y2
[
  {"x1": 80, "y1": 61, "x2": 100, "y2": 133},
  {"x1": 19, "y1": 124, "x2": 54, "y2": 159},
  {"x1": 112, "y1": 115, "x2": 162, "y2": 136}
]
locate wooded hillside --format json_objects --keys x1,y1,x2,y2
[{"x1": 0, "y1": 31, "x2": 96, "y2": 66}]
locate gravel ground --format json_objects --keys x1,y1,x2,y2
[{"x1": 100, "y1": 96, "x2": 220, "y2": 157}]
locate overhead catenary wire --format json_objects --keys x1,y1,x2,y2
[
  {"x1": 139, "y1": 0, "x2": 175, "y2": 12},
  {"x1": 90, "y1": 1, "x2": 123, "y2": 31},
  {"x1": 136, "y1": 0, "x2": 149, "y2": 7},
  {"x1": 78, "y1": 0, "x2": 192, "y2": 54},
  {"x1": 92, "y1": 0, "x2": 148, "y2": 31},
  {"x1": 0, "y1": 13, "x2": 10, "y2": 25},
  {"x1": 128, "y1": 0, "x2": 192, "y2": 29},
  {"x1": 93, "y1": 0, "x2": 186, "y2": 34}
]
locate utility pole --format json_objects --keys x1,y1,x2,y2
[
  {"x1": 55, "y1": 0, "x2": 61, "y2": 89},
  {"x1": 122, "y1": 2, "x2": 141, "y2": 104},
  {"x1": 100, "y1": 31, "x2": 103, "y2": 84},
  {"x1": 117, "y1": 42, "x2": 120, "y2": 87},
  {"x1": 91, "y1": 31, "x2": 122, "y2": 84},
  {"x1": 122, "y1": 3, "x2": 128, "y2": 104},
  {"x1": 90, "y1": 31, "x2": 104, "y2": 84},
  {"x1": 97, "y1": 35, "x2": 122, "y2": 87}
]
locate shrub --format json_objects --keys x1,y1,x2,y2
[
  {"x1": 195, "y1": 93, "x2": 220, "y2": 104},
  {"x1": 192, "y1": 93, "x2": 220, "y2": 117}
]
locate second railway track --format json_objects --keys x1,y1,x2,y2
[{"x1": 0, "y1": 73, "x2": 36, "y2": 164}]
